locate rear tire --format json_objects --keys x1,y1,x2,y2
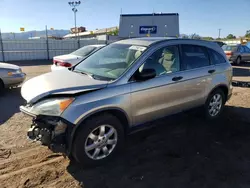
[
  {"x1": 204, "y1": 89, "x2": 226, "y2": 120},
  {"x1": 72, "y1": 113, "x2": 125, "y2": 167}
]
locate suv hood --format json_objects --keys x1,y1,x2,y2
[{"x1": 21, "y1": 69, "x2": 108, "y2": 104}]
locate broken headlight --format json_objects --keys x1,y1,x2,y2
[{"x1": 30, "y1": 98, "x2": 74, "y2": 116}]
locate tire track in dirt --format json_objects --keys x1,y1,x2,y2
[
  {"x1": 0, "y1": 138, "x2": 77, "y2": 188},
  {"x1": 0, "y1": 157, "x2": 71, "y2": 188},
  {"x1": 0, "y1": 148, "x2": 65, "y2": 177},
  {"x1": 0, "y1": 156, "x2": 64, "y2": 180},
  {"x1": 0, "y1": 146, "x2": 45, "y2": 165}
]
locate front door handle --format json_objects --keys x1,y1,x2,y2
[
  {"x1": 208, "y1": 69, "x2": 215, "y2": 74},
  {"x1": 172, "y1": 76, "x2": 183, "y2": 81}
]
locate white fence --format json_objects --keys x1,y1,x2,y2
[{"x1": 0, "y1": 39, "x2": 106, "y2": 62}]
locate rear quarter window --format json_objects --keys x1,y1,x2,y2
[{"x1": 208, "y1": 49, "x2": 227, "y2": 65}]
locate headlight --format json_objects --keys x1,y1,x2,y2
[
  {"x1": 30, "y1": 98, "x2": 74, "y2": 116},
  {"x1": 8, "y1": 69, "x2": 22, "y2": 76}
]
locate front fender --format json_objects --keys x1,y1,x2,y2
[
  {"x1": 61, "y1": 90, "x2": 131, "y2": 125},
  {"x1": 61, "y1": 85, "x2": 131, "y2": 153}
]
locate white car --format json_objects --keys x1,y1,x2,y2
[{"x1": 51, "y1": 44, "x2": 105, "y2": 71}]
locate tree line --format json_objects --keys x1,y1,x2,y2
[
  {"x1": 182, "y1": 30, "x2": 250, "y2": 40},
  {"x1": 100, "y1": 28, "x2": 250, "y2": 41}
]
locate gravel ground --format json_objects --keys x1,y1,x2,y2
[{"x1": 0, "y1": 61, "x2": 250, "y2": 188}]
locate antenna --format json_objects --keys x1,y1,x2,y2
[{"x1": 120, "y1": 8, "x2": 123, "y2": 15}]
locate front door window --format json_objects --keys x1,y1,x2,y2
[{"x1": 138, "y1": 45, "x2": 180, "y2": 77}]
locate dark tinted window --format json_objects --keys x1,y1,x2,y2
[
  {"x1": 208, "y1": 49, "x2": 226, "y2": 64},
  {"x1": 181, "y1": 45, "x2": 210, "y2": 70}
]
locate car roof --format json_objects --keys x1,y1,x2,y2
[
  {"x1": 115, "y1": 37, "x2": 225, "y2": 56},
  {"x1": 115, "y1": 37, "x2": 223, "y2": 47},
  {"x1": 115, "y1": 37, "x2": 177, "y2": 46}
]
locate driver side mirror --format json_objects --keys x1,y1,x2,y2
[{"x1": 134, "y1": 68, "x2": 156, "y2": 81}]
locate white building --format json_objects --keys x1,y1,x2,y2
[{"x1": 118, "y1": 13, "x2": 179, "y2": 38}]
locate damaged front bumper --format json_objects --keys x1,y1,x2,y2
[{"x1": 20, "y1": 105, "x2": 73, "y2": 155}]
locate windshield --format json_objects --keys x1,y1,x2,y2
[
  {"x1": 71, "y1": 46, "x2": 97, "y2": 56},
  {"x1": 222, "y1": 45, "x2": 237, "y2": 51},
  {"x1": 74, "y1": 43, "x2": 147, "y2": 80}
]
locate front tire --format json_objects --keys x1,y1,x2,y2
[
  {"x1": 204, "y1": 89, "x2": 226, "y2": 120},
  {"x1": 72, "y1": 113, "x2": 125, "y2": 167}
]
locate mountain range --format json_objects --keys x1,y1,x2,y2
[{"x1": 1, "y1": 30, "x2": 70, "y2": 40}]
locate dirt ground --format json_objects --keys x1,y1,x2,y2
[{"x1": 1, "y1": 61, "x2": 250, "y2": 188}]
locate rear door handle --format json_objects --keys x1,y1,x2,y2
[
  {"x1": 172, "y1": 76, "x2": 183, "y2": 81},
  {"x1": 208, "y1": 69, "x2": 215, "y2": 74}
]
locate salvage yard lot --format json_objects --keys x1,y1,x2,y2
[{"x1": 1, "y1": 61, "x2": 250, "y2": 188}]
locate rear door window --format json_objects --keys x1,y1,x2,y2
[
  {"x1": 208, "y1": 49, "x2": 226, "y2": 64},
  {"x1": 181, "y1": 45, "x2": 210, "y2": 70}
]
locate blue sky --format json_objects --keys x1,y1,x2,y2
[{"x1": 0, "y1": 0, "x2": 250, "y2": 37}]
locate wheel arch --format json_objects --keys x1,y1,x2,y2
[
  {"x1": 68, "y1": 107, "x2": 130, "y2": 154},
  {"x1": 207, "y1": 84, "x2": 229, "y2": 103}
]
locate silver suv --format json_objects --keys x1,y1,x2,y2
[{"x1": 20, "y1": 38, "x2": 233, "y2": 166}]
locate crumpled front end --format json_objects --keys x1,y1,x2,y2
[{"x1": 21, "y1": 105, "x2": 73, "y2": 154}]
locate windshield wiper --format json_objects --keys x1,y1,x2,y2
[
  {"x1": 73, "y1": 70, "x2": 113, "y2": 81},
  {"x1": 80, "y1": 72, "x2": 95, "y2": 79},
  {"x1": 74, "y1": 70, "x2": 94, "y2": 79}
]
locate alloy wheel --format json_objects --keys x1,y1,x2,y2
[
  {"x1": 208, "y1": 93, "x2": 222, "y2": 117},
  {"x1": 84, "y1": 124, "x2": 118, "y2": 160}
]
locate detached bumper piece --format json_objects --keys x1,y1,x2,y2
[
  {"x1": 27, "y1": 116, "x2": 72, "y2": 154},
  {"x1": 232, "y1": 81, "x2": 250, "y2": 88}
]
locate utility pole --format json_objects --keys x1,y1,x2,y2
[
  {"x1": 45, "y1": 25, "x2": 49, "y2": 60},
  {"x1": 68, "y1": 1, "x2": 81, "y2": 40},
  {"x1": 218, "y1": 29, "x2": 221, "y2": 39},
  {"x1": 0, "y1": 29, "x2": 5, "y2": 62}
]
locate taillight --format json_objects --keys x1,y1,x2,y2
[
  {"x1": 57, "y1": 62, "x2": 72, "y2": 67},
  {"x1": 53, "y1": 59, "x2": 57, "y2": 64},
  {"x1": 225, "y1": 51, "x2": 233, "y2": 56}
]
